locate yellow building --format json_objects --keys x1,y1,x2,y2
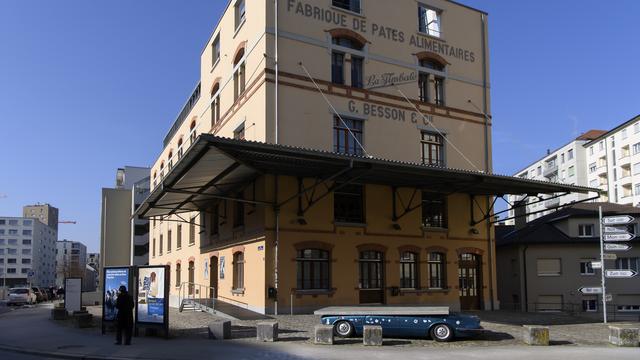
[{"x1": 137, "y1": 0, "x2": 591, "y2": 314}]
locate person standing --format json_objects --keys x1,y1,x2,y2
[{"x1": 115, "y1": 285, "x2": 134, "y2": 345}]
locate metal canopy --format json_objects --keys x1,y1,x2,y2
[{"x1": 136, "y1": 135, "x2": 598, "y2": 219}]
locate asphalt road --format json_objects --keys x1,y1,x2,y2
[{"x1": 0, "y1": 349, "x2": 59, "y2": 360}]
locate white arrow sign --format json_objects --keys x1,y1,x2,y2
[
  {"x1": 605, "y1": 270, "x2": 637, "y2": 278},
  {"x1": 603, "y1": 253, "x2": 617, "y2": 260},
  {"x1": 604, "y1": 243, "x2": 632, "y2": 251},
  {"x1": 604, "y1": 226, "x2": 629, "y2": 234},
  {"x1": 578, "y1": 286, "x2": 603, "y2": 294},
  {"x1": 603, "y1": 233, "x2": 636, "y2": 242},
  {"x1": 591, "y1": 261, "x2": 602, "y2": 269},
  {"x1": 602, "y1": 215, "x2": 635, "y2": 225}
]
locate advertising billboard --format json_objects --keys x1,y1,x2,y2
[
  {"x1": 136, "y1": 266, "x2": 166, "y2": 324},
  {"x1": 103, "y1": 267, "x2": 131, "y2": 322},
  {"x1": 64, "y1": 277, "x2": 82, "y2": 313}
]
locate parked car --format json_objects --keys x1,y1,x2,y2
[
  {"x1": 317, "y1": 307, "x2": 483, "y2": 342},
  {"x1": 31, "y1": 287, "x2": 45, "y2": 302},
  {"x1": 7, "y1": 288, "x2": 37, "y2": 306}
]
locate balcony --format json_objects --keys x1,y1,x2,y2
[
  {"x1": 596, "y1": 165, "x2": 607, "y2": 175},
  {"x1": 619, "y1": 175, "x2": 632, "y2": 186},
  {"x1": 543, "y1": 164, "x2": 558, "y2": 177},
  {"x1": 619, "y1": 155, "x2": 631, "y2": 166}
]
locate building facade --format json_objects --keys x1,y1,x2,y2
[
  {"x1": 497, "y1": 203, "x2": 640, "y2": 317},
  {"x1": 55, "y1": 239, "x2": 88, "y2": 288},
  {"x1": 23, "y1": 203, "x2": 59, "y2": 231},
  {"x1": 0, "y1": 217, "x2": 56, "y2": 288},
  {"x1": 141, "y1": 0, "x2": 589, "y2": 315}
]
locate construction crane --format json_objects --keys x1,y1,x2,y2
[{"x1": 59, "y1": 221, "x2": 77, "y2": 224}]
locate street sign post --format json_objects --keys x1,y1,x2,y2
[
  {"x1": 578, "y1": 287, "x2": 603, "y2": 294},
  {"x1": 604, "y1": 226, "x2": 629, "y2": 234},
  {"x1": 602, "y1": 215, "x2": 635, "y2": 225},
  {"x1": 605, "y1": 270, "x2": 637, "y2": 278},
  {"x1": 604, "y1": 243, "x2": 632, "y2": 251},
  {"x1": 603, "y1": 233, "x2": 635, "y2": 242}
]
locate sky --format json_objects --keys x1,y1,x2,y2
[{"x1": 0, "y1": 1, "x2": 638, "y2": 252}]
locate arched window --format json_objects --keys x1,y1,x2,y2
[
  {"x1": 160, "y1": 161, "x2": 165, "y2": 179},
  {"x1": 177, "y1": 138, "x2": 184, "y2": 159},
  {"x1": 418, "y1": 57, "x2": 446, "y2": 106},
  {"x1": 330, "y1": 33, "x2": 365, "y2": 88},
  {"x1": 399, "y1": 251, "x2": 418, "y2": 289},
  {"x1": 175, "y1": 262, "x2": 181, "y2": 287},
  {"x1": 232, "y1": 252, "x2": 245, "y2": 290},
  {"x1": 233, "y1": 47, "x2": 246, "y2": 101},
  {"x1": 211, "y1": 82, "x2": 221, "y2": 127},
  {"x1": 427, "y1": 252, "x2": 446, "y2": 289},
  {"x1": 189, "y1": 120, "x2": 197, "y2": 144},
  {"x1": 296, "y1": 249, "x2": 330, "y2": 290},
  {"x1": 167, "y1": 150, "x2": 173, "y2": 169},
  {"x1": 188, "y1": 260, "x2": 195, "y2": 295}
]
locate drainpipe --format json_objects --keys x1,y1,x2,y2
[
  {"x1": 274, "y1": 175, "x2": 279, "y2": 315},
  {"x1": 481, "y1": 13, "x2": 495, "y2": 311},
  {"x1": 274, "y1": 0, "x2": 279, "y2": 144},
  {"x1": 522, "y1": 245, "x2": 529, "y2": 312}
]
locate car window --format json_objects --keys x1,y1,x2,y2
[{"x1": 11, "y1": 289, "x2": 28, "y2": 294}]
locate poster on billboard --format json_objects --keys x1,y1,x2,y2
[
  {"x1": 64, "y1": 277, "x2": 82, "y2": 313},
  {"x1": 102, "y1": 267, "x2": 131, "y2": 322},
  {"x1": 136, "y1": 266, "x2": 168, "y2": 325}
]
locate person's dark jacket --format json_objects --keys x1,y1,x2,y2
[{"x1": 115, "y1": 291, "x2": 135, "y2": 324}]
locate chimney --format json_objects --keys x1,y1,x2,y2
[{"x1": 546, "y1": 149, "x2": 551, "y2": 155}]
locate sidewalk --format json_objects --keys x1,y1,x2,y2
[{"x1": 0, "y1": 305, "x2": 638, "y2": 360}]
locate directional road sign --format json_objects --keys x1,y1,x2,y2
[
  {"x1": 605, "y1": 270, "x2": 637, "y2": 278},
  {"x1": 604, "y1": 226, "x2": 629, "y2": 234},
  {"x1": 578, "y1": 286, "x2": 602, "y2": 294},
  {"x1": 602, "y1": 215, "x2": 634, "y2": 225},
  {"x1": 591, "y1": 261, "x2": 602, "y2": 269},
  {"x1": 603, "y1": 253, "x2": 618, "y2": 260},
  {"x1": 604, "y1": 243, "x2": 632, "y2": 251},
  {"x1": 603, "y1": 233, "x2": 635, "y2": 242},
  {"x1": 605, "y1": 294, "x2": 613, "y2": 302}
]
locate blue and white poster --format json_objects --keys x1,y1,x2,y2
[
  {"x1": 136, "y1": 267, "x2": 165, "y2": 323},
  {"x1": 103, "y1": 268, "x2": 130, "y2": 321}
]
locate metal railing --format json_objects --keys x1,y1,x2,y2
[{"x1": 177, "y1": 281, "x2": 217, "y2": 314}]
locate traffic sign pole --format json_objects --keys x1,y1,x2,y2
[{"x1": 599, "y1": 206, "x2": 607, "y2": 324}]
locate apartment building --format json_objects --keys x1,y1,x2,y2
[
  {"x1": 87, "y1": 252, "x2": 100, "y2": 289},
  {"x1": 138, "y1": 0, "x2": 590, "y2": 314},
  {"x1": 55, "y1": 239, "x2": 88, "y2": 287},
  {"x1": 0, "y1": 217, "x2": 56, "y2": 288},
  {"x1": 585, "y1": 114, "x2": 640, "y2": 206},
  {"x1": 505, "y1": 130, "x2": 606, "y2": 224},
  {"x1": 23, "y1": 203, "x2": 59, "y2": 231}
]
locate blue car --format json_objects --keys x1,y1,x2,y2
[{"x1": 319, "y1": 311, "x2": 483, "y2": 342}]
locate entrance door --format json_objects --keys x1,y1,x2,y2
[
  {"x1": 209, "y1": 256, "x2": 218, "y2": 298},
  {"x1": 188, "y1": 261, "x2": 195, "y2": 296},
  {"x1": 359, "y1": 251, "x2": 385, "y2": 304},
  {"x1": 458, "y1": 253, "x2": 482, "y2": 310}
]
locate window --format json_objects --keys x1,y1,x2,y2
[
  {"x1": 210, "y1": 206, "x2": 219, "y2": 236},
  {"x1": 422, "y1": 192, "x2": 447, "y2": 228},
  {"x1": 568, "y1": 166, "x2": 575, "y2": 177},
  {"x1": 567, "y1": 149, "x2": 574, "y2": 160},
  {"x1": 635, "y1": 123, "x2": 640, "y2": 134},
  {"x1": 7, "y1": 258, "x2": 16, "y2": 264},
  {"x1": 7, "y1": 249, "x2": 16, "y2": 255},
  {"x1": 634, "y1": 143, "x2": 640, "y2": 155},
  {"x1": 8, "y1": 229, "x2": 17, "y2": 235},
  {"x1": 234, "y1": 0, "x2": 245, "y2": 30},
  {"x1": 22, "y1": 258, "x2": 31, "y2": 264},
  {"x1": 159, "y1": 234, "x2": 163, "y2": 255},
  {"x1": 188, "y1": 261, "x2": 195, "y2": 295},
  {"x1": 175, "y1": 263, "x2": 181, "y2": 287},
  {"x1": 0, "y1": 220, "x2": 4, "y2": 225},
  {"x1": 331, "y1": 52, "x2": 345, "y2": 84},
  {"x1": 8, "y1": 239, "x2": 17, "y2": 245},
  {"x1": 332, "y1": 0, "x2": 360, "y2": 13},
  {"x1": 589, "y1": 146, "x2": 594, "y2": 155},
  {"x1": 400, "y1": 252, "x2": 418, "y2": 289},
  {"x1": 636, "y1": 184, "x2": 640, "y2": 196},
  {"x1": 578, "y1": 224, "x2": 594, "y2": 237},
  {"x1": 211, "y1": 35, "x2": 220, "y2": 66},
  {"x1": 421, "y1": 132, "x2": 444, "y2": 166},
  {"x1": 189, "y1": 218, "x2": 196, "y2": 245},
  {"x1": 296, "y1": 249, "x2": 330, "y2": 290},
  {"x1": 152, "y1": 238, "x2": 156, "y2": 257},
  {"x1": 537, "y1": 166, "x2": 542, "y2": 175},
  {"x1": 8, "y1": 220, "x2": 18, "y2": 225},
  {"x1": 418, "y1": 60, "x2": 445, "y2": 105},
  {"x1": 211, "y1": 84, "x2": 221, "y2": 127},
  {"x1": 536, "y1": 258, "x2": 561, "y2": 276},
  {"x1": 234, "y1": 193, "x2": 245, "y2": 227},
  {"x1": 580, "y1": 260, "x2": 595, "y2": 275},
  {"x1": 334, "y1": 183, "x2": 364, "y2": 223},
  {"x1": 599, "y1": 141, "x2": 604, "y2": 151},
  {"x1": 331, "y1": 36, "x2": 364, "y2": 87},
  {"x1": 351, "y1": 56, "x2": 364, "y2": 89},
  {"x1": 333, "y1": 117, "x2": 363, "y2": 155},
  {"x1": 167, "y1": 229, "x2": 172, "y2": 252},
  {"x1": 23, "y1": 220, "x2": 32, "y2": 226},
  {"x1": 418, "y1": 5, "x2": 441, "y2": 37},
  {"x1": 22, "y1": 249, "x2": 31, "y2": 255},
  {"x1": 589, "y1": 162, "x2": 597, "y2": 173},
  {"x1": 617, "y1": 304, "x2": 640, "y2": 312},
  {"x1": 233, "y1": 252, "x2": 245, "y2": 290},
  {"x1": 7, "y1": 268, "x2": 16, "y2": 274},
  {"x1": 560, "y1": 153, "x2": 565, "y2": 164},
  {"x1": 233, "y1": 49, "x2": 246, "y2": 101},
  {"x1": 428, "y1": 252, "x2": 446, "y2": 288},
  {"x1": 622, "y1": 129, "x2": 628, "y2": 139},
  {"x1": 233, "y1": 123, "x2": 245, "y2": 140},
  {"x1": 583, "y1": 299, "x2": 597, "y2": 312},
  {"x1": 615, "y1": 257, "x2": 639, "y2": 272}
]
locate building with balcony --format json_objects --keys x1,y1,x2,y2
[{"x1": 138, "y1": 0, "x2": 590, "y2": 314}]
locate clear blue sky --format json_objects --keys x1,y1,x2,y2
[{"x1": 0, "y1": 1, "x2": 638, "y2": 252}]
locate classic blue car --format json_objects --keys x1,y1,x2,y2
[{"x1": 316, "y1": 307, "x2": 482, "y2": 342}]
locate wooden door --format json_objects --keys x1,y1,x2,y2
[
  {"x1": 209, "y1": 256, "x2": 218, "y2": 298},
  {"x1": 359, "y1": 251, "x2": 385, "y2": 304},
  {"x1": 458, "y1": 253, "x2": 482, "y2": 310}
]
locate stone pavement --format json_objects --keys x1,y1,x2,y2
[{"x1": 1, "y1": 304, "x2": 639, "y2": 360}]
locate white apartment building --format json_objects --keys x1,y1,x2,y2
[
  {"x1": 506, "y1": 130, "x2": 606, "y2": 224},
  {"x1": 585, "y1": 115, "x2": 640, "y2": 206},
  {"x1": 0, "y1": 217, "x2": 57, "y2": 288},
  {"x1": 55, "y1": 239, "x2": 88, "y2": 287}
]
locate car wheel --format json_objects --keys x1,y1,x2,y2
[
  {"x1": 333, "y1": 320, "x2": 354, "y2": 337},
  {"x1": 431, "y1": 324, "x2": 454, "y2": 342}
]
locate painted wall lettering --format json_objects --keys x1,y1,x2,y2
[{"x1": 348, "y1": 100, "x2": 434, "y2": 126}]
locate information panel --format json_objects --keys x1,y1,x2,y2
[
  {"x1": 103, "y1": 267, "x2": 131, "y2": 322},
  {"x1": 64, "y1": 277, "x2": 82, "y2": 313},
  {"x1": 136, "y1": 266, "x2": 166, "y2": 324}
]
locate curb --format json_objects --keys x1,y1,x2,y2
[{"x1": 0, "y1": 344, "x2": 161, "y2": 360}]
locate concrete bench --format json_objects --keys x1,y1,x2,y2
[
  {"x1": 522, "y1": 325, "x2": 549, "y2": 346},
  {"x1": 73, "y1": 312, "x2": 93, "y2": 328},
  {"x1": 256, "y1": 322, "x2": 278, "y2": 342},
  {"x1": 363, "y1": 325, "x2": 383, "y2": 346},
  {"x1": 314, "y1": 324, "x2": 334, "y2": 345},
  {"x1": 51, "y1": 308, "x2": 67, "y2": 320},
  {"x1": 609, "y1": 326, "x2": 639, "y2": 347},
  {"x1": 208, "y1": 320, "x2": 231, "y2": 340}
]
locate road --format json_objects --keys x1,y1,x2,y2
[{"x1": 0, "y1": 349, "x2": 59, "y2": 360}]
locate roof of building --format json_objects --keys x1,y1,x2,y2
[
  {"x1": 136, "y1": 135, "x2": 597, "y2": 219},
  {"x1": 496, "y1": 202, "x2": 640, "y2": 246},
  {"x1": 583, "y1": 114, "x2": 640, "y2": 146},
  {"x1": 575, "y1": 129, "x2": 608, "y2": 141}
]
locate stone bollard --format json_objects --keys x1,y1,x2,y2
[
  {"x1": 363, "y1": 325, "x2": 383, "y2": 346},
  {"x1": 51, "y1": 308, "x2": 67, "y2": 320},
  {"x1": 609, "y1": 326, "x2": 639, "y2": 347},
  {"x1": 73, "y1": 312, "x2": 93, "y2": 328},
  {"x1": 257, "y1": 322, "x2": 278, "y2": 342},
  {"x1": 522, "y1": 325, "x2": 549, "y2": 346},
  {"x1": 314, "y1": 324, "x2": 334, "y2": 345},
  {"x1": 208, "y1": 320, "x2": 231, "y2": 340}
]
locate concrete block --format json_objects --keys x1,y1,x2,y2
[
  {"x1": 314, "y1": 324, "x2": 334, "y2": 345},
  {"x1": 523, "y1": 325, "x2": 549, "y2": 346},
  {"x1": 257, "y1": 322, "x2": 278, "y2": 342},
  {"x1": 73, "y1": 313, "x2": 93, "y2": 328},
  {"x1": 609, "y1": 326, "x2": 639, "y2": 347},
  {"x1": 51, "y1": 308, "x2": 67, "y2": 320},
  {"x1": 363, "y1": 325, "x2": 383, "y2": 346},
  {"x1": 208, "y1": 320, "x2": 231, "y2": 340}
]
